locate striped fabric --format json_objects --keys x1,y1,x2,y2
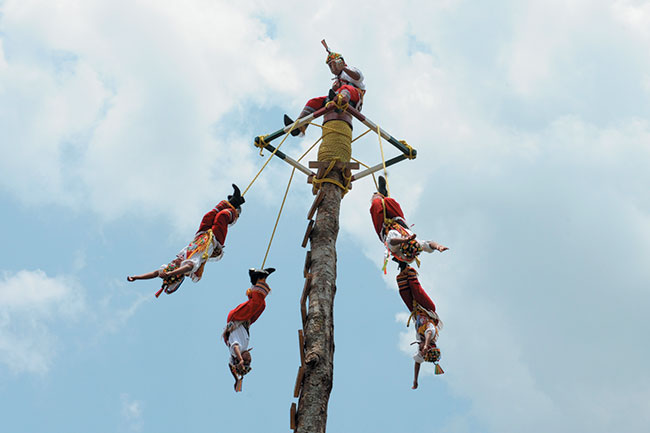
[
  {"x1": 250, "y1": 281, "x2": 271, "y2": 297},
  {"x1": 397, "y1": 267, "x2": 418, "y2": 291}
]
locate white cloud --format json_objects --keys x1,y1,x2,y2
[
  {"x1": 0, "y1": 0, "x2": 298, "y2": 227},
  {"x1": 2, "y1": 1, "x2": 650, "y2": 431},
  {"x1": 0, "y1": 270, "x2": 85, "y2": 374},
  {"x1": 120, "y1": 393, "x2": 144, "y2": 432}
]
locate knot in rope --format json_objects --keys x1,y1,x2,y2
[
  {"x1": 325, "y1": 94, "x2": 349, "y2": 113},
  {"x1": 311, "y1": 159, "x2": 352, "y2": 195},
  {"x1": 255, "y1": 135, "x2": 269, "y2": 156},
  {"x1": 399, "y1": 140, "x2": 416, "y2": 160}
]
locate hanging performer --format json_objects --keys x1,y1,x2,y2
[
  {"x1": 395, "y1": 260, "x2": 444, "y2": 388},
  {"x1": 370, "y1": 176, "x2": 448, "y2": 267},
  {"x1": 126, "y1": 184, "x2": 245, "y2": 297},
  {"x1": 283, "y1": 40, "x2": 365, "y2": 145},
  {"x1": 223, "y1": 267, "x2": 276, "y2": 392}
]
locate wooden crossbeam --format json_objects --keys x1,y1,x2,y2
[
  {"x1": 308, "y1": 161, "x2": 360, "y2": 170},
  {"x1": 351, "y1": 154, "x2": 408, "y2": 181},
  {"x1": 345, "y1": 105, "x2": 417, "y2": 159},
  {"x1": 251, "y1": 139, "x2": 316, "y2": 177},
  {"x1": 259, "y1": 103, "x2": 336, "y2": 145},
  {"x1": 301, "y1": 220, "x2": 315, "y2": 248}
]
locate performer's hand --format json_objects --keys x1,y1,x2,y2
[
  {"x1": 158, "y1": 270, "x2": 168, "y2": 279},
  {"x1": 436, "y1": 244, "x2": 449, "y2": 252},
  {"x1": 408, "y1": 233, "x2": 417, "y2": 241}
]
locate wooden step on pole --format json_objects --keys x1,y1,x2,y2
[
  {"x1": 293, "y1": 366, "x2": 305, "y2": 398},
  {"x1": 300, "y1": 275, "x2": 312, "y2": 326},
  {"x1": 301, "y1": 220, "x2": 315, "y2": 248},
  {"x1": 290, "y1": 402, "x2": 297, "y2": 430},
  {"x1": 298, "y1": 329, "x2": 305, "y2": 366},
  {"x1": 307, "y1": 190, "x2": 325, "y2": 220},
  {"x1": 303, "y1": 251, "x2": 311, "y2": 278}
]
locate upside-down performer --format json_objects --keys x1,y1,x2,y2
[
  {"x1": 223, "y1": 267, "x2": 275, "y2": 392},
  {"x1": 395, "y1": 260, "x2": 444, "y2": 388},
  {"x1": 283, "y1": 42, "x2": 365, "y2": 141},
  {"x1": 370, "y1": 176, "x2": 448, "y2": 268},
  {"x1": 126, "y1": 184, "x2": 245, "y2": 297}
]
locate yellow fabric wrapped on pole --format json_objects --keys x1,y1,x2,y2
[{"x1": 318, "y1": 120, "x2": 352, "y2": 162}]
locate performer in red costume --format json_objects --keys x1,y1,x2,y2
[
  {"x1": 223, "y1": 267, "x2": 275, "y2": 392},
  {"x1": 396, "y1": 260, "x2": 437, "y2": 314},
  {"x1": 370, "y1": 176, "x2": 448, "y2": 265},
  {"x1": 284, "y1": 49, "x2": 365, "y2": 136},
  {"x1": 370, "y1": 176, "x2": 406, "y2": 240},
  {"x1": 126, "y1": 184, "x2": 245, "y2": 297},
  {"x1": 395, "y1": 260, "x2": 444, "y2": 387}
]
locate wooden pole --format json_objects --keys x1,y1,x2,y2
[{"x1": 295, "y1": 171, "x2": 343, "y2": 433}]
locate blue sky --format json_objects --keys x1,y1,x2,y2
[{"x1": 1, "y1": 1, "x2": 650, "y2": 432}]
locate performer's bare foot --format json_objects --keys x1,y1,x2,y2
[{"x1": 412, "y1": 381, "x2": 418, "y2": 390}]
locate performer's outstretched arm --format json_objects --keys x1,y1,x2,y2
[
  {"x1": 159, "y1": 263, "x2": 193, "y2": 279},
  {"x1": 412, "y1": 362, "x2": 421, "y2": 390}
]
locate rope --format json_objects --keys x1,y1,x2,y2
[
  {"x1": 400, "y1": 140, "x2": 416, "y2": 160},
  {"x1": 318, "y1": 119, "x2": 351, "y2": 162},
  {"x1": 311, "y1": 160, "x2": 352, "y2": 193},
  {"x1": 261, "y1": 167, "x2": 295, "y2": 269},
  {"x1": 325, "y1": 93, "x2": 349, "y2": 113},
  {"x1": 243, "y1": 122, "x2": 298, "y2": 196},
  {"x1": 351, "y1": 128, "x2": 372, "y2": 144},
  {"x1": 259, "y1": 136, "x2": 322, "y2": 268},
  {"x1": 376, "y1": 125, "x2": 390, "y2": 197}
]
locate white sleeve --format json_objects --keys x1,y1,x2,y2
[
  {"x1": 386, "y1": 230, "x2": 401, "y2": 251},
  {"x1": 419, "y1": 240, "x2": 434, "y2": 253},
  {"x1": 227, "y1": 324, "x2": 250, "y2": 358}
]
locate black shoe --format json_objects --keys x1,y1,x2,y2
[
  {"x1": 378, "y1": 176, "x2": 388, "y2": 196},
  {"x1": 228, "y1": 184, "x2": 245, "y2": 209},
  {"x1": 284, "y1": 114, "x2": 301, "y2": 137}
]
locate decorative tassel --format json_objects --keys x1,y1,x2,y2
[
  {"x1": 434, "y1": 363, "x2": 444, "y2": 375},
  {"x1": 415, "y1": 256, "x2": 421, "y2": 268},
  {"x1": 382, "y1": 256, "x2": 388, "y2": 274}
]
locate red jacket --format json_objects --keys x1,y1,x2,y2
[
  {"x1": 227, "y1": 281, "x2": 271, "y2": 325},
  {"x1": 197, "y1": 200, "x2": 237, "y2": 245},
  {"x1": 369, "y1": 195, "x2": 405, "y2": 240}
]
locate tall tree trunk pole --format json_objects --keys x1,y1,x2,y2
[{"x1": 296, "y1": 171, "x2": 343, "y2": 433}]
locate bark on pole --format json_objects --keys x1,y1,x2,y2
[{"x1": 295, "y1": 171, "x2": 343, "y2": 433}]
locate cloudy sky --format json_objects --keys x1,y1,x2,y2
[{"x1": 1, "y1": 1, "x2": 649, "y2": 432}]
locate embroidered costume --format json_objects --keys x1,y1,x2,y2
[
  {"x1": 396, "y1": 263, "x2": 444, "y2": 375},
  {"x1": 155, "y1": 184, "x2": 245, "y2": 297},
  {"x1": 396, "y1": 265, "x2": 437, "y2": 314},
  {"x1": 411, "y1": 311, "x2": 442, "y2": 371},
  {"x1": 284, "y1": 50, "x2": 365, "y2": 136},
  {"x1": 370, "y1": 176, "x2": 445, "y2": 266},
  {"x1": 223, "y1": 267, "x2": 275, "y2": 392},
  {"x1": 226, "y1": 279, "x2": 271, "y2": 326}
]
